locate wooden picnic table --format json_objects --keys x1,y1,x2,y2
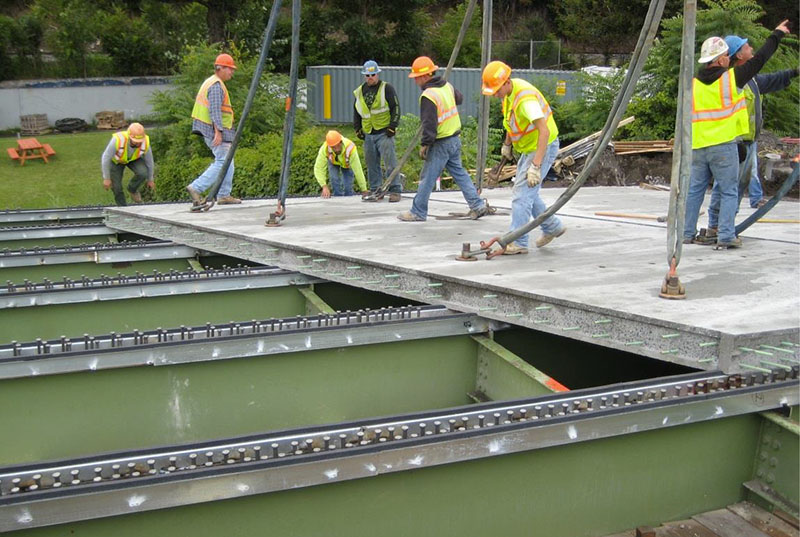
[{"x1": 7, "y1": 137, "x2": 56, "y2": 166}]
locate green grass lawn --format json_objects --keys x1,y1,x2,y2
[{"x1": 0, "y1": 131, "x2": 120, "y2": 209}]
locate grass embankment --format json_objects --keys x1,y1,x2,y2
[{"x1": 0, "y1": 131, "x2": 120, "y2": 209}]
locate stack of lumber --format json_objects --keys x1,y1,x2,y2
[
  {"x1": 95, "y1": 111, "x2": 126, "y2": 130},
  {"x1": 19, "y1": 114, "x2": 51, "y2": 136},
  {"x1": 613, "y1": 140, "x2": 673, "y2": 155}
]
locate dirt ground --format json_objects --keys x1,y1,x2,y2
[{"x1": 545, "y1": 132, "x2": 799, "y2": 200}]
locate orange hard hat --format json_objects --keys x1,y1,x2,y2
[
  {"x1": 215, "y1": 53, "x2": 237, "y2": 69},
  {"x1": 325, "y1": 130, "x2": 342, "y2": 147},
  {"x1": 481, "y1": 61, "x2": 511, "y2": 95},
  {"x1": 409, "y1": 56, "x2": 438, "y2": 78},
  {"x1": 127, "y1": 122, "x2": 145, "y2": 141}
]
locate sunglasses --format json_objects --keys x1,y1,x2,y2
[{"x1": 365, "y1": 73, "x2": 377, "y2": 78}]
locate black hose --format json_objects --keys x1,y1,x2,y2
[
  {"x1": 735, "y1": 159, "x2": 799, "y2": 235},
  {"x1": 206, "y1": 0, "x2": 283, "y2": 202}
]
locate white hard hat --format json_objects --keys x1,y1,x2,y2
[{"x1": 698, "y1": 36, "x2": 729, "y2": 64}]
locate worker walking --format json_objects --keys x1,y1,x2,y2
[
  {"x1": 398, "y1": 56, "x2": 487, "y2": 222},
  {"x1": 186, "y1": 53, "x2": 241, "y2": 210},
  {"x1": 707, "y1": 35, "x2": 798, "y2": 216},
  {"x1": 354, "y1": 60, "x2": 402, "y2": 201},
  {"x1": 100, "y1": 122, "x2": 154, "y2": 206},
  {"x1": 683, "y1": 21, "x2": 790, "y2": 249},
  {"x1": 314, "y1": 130, "x2": 368, "y2": 198},
  {"x1": 481, "y1": 61, "x2": 566, "y2": 253}
]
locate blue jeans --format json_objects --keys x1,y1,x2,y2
[
  {"x1": 328, "y1": 162, "x2": 355, "y2": 196},
  {"x1": 510, "y1": 140, "x2": 563, "y2": 247},
  {"x1": 364, "y1": 132, "x2": 401, "y2": 193},
  {"x1": 708, "y1": 143, "x2": 762, "y2": 228},
  {"x1": 684, "y1": 142, "x2": 739, "y2": 243},
  {"x1": 189, "y1": 138, "x2": 234, "y2": 197},
  {"x1": 411, "y1": 136, "x2": 484, "y2": 220}
]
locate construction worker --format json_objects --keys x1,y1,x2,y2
[
  {"x1": 186, "y1": 53, "x2": 241, "y2": 209},
  {"x1": 314, "y1": 130, "x2": 368, "y2": 198},
  {"x1": 683, "y1": 20, "x2": 790, "y2": 249},
  {"x1": 481, "y1": 61, "x2": 566, "y2": 254},
  {"x1": 100, "y1": 122, "x2": 154, "y2": 206},
  {"x1": 398, "y1": 56, "x2": 487, "y2": 222},
  {"x1": 707, "y1": 34, "x2": 798, "y2": 215},
  {"x1": 354, "y1": 60, "x2": 402, "y2": 202}
]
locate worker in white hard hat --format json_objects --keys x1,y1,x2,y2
[
  {"x1": 100, "y1": 122, "x2": 154, "y2": 206},
  {"x1": 683, "y1": 19, "x2": 790, "y2": 250}
]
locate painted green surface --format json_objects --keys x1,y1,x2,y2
[
  {"x1": 494, "y1": 328, "x2": 695, "y2": 389},
  {"x1": 473, "y1": 335, "x2": 558, "y2": 399},
  {"x1": 753, "y1": 413, "x2": 799, "y2": 507},
  {"x1": 314, "y1": 282, "x2": 422, "y2": 311},
  {"x1": 0, "y1": 336, "x2": 477, "y2": 465},
  {"x1": 1, "y1": 258, "x2": 193, "y2": 285},
  {"x1": 298, "y1": 286, "x2": 336, "y2": 315},
  {"x1": 0, "y1": 287, "x2": 306, "y2": 344},
  {"x1": 15, "y1": 416, "x2": 760, "y2": 537}
]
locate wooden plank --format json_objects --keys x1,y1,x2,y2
[
  {"x1": 693, "y1": 509, "x2": 772, "y2": 537},
  {"x1": 661, "y1": 519, "x2": 722, "y2": 537},
  {"x1": 6, "y1": 147, "x2": 19, "y2": 160},
  {"x1": 727, "y1": 502, "x2": 799, "y2": 537}
]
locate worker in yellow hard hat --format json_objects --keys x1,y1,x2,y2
[
  {"x1": 186, "y1": 53, "x2": 241, "y2": 209},
  {"x1": 481, "y1": 60, "x2": 565, "y2": 254},
  {"x1": 397, "y1": 56, "x2": 488, "y2": 222},
  {"x1": 314, "y1": 130, "x2": 368, "y2": 198},
  {"x1": 100, "y1": 122, "x2": 155, "y2": 206}
]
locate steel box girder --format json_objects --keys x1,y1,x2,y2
[
  {"x1": 0, "y1": 208, "x2": 104, "y2": 225},
  {"x1": 0, "y1": 242, "x2": 198, "y2": 268},
  {"x1": 0, "y1": 225, "x2": 115, "y2": 242}
]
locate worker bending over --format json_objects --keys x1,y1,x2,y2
[
  {"x1": 314, "y1": 130, "x2": 368, "y2": 198},
  {"x1": 481, "y1": 61, "x2": 566, "y2": 253},
  {"x1": 683, "y1": 20, "x2": 789, "y2": 249},
  {"x1": 100, "y1": 122, "x2": 154, "y2": 206},
  {"x1": 398, "y1": 56, "x2": 487, "y2": 222}
]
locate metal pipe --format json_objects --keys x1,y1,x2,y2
[
  {"x1": 275, "y1": 0, "x2": 302, "y2": 212},
  {"x1": 476, "y1": 0, "x2": 493, "y2": 191}
]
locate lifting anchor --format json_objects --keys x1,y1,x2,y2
[{"x1": 659, "y1": 256, "x2": 686, "y2": 300}]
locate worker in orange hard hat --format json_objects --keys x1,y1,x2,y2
[
  {"x1": 314, "y1": 130, "x2": 368, "y2": 198},
  {"x1": 186, "y1": 52, "x2": 241, "y2": 210},
  {"x1": 398, "y1": 56, "x2": 487, "y2": 222},
  {"x1": 481, "y1": 60, "x2": 565, "y2": 254},
  {"x1": 100, "y1": 122, "x2": 155, "y2": 206}
]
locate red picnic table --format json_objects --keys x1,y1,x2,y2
[{"x1": 7, "y1": 138, "x2": 56, "y2": 166}]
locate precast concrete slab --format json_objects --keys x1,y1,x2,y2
[{"x1": 105, "y1": 187, "x2": 800, "y2": 372}]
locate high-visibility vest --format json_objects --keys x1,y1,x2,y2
[
  {"x1": 741, "y1": 82, "x2": 757, "y2": 142},
  {"x1": 691, "y1": 69, "x2": 748, "y2": 149},
  {"x1": 191, "y1": 74, "x2": 234, "y2": 128},
  {"x1": 354, "y1": 81, "x2": 390, "y2": 133},
  {"x1": 420, "y1": 83, "x2": 461, "y2": 139},
  {"x1": 111, "y1": 131, "x2": 150, "y2": 164},
  {"x1": 327, "y1": 138, "x2": 356, "y2": 169},
  {"x1": 502, "y1": 78, "x2": 558, "y2": 154}
]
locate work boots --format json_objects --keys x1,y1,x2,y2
[
  {"x1": 130, "y1": 191, "x2": 142, "y2": 203},
  {"x1": 535, "y1": 227, "x2": 567, "y2": 248},
  {"x1": 467, "y1": 205, "x2": 489, "y2": 220},
  {"x1": 186, "y1": 186, "x2": 205, "y2": 205},
  {"x1": 217, "y1": 196, "x2": 242, "y2": 204}
]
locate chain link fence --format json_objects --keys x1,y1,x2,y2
[{"x1": 492, "y1": 40, "x2": 563, "y2": 70}]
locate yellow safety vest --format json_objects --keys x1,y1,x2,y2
[
  {"x1": 420, "y1": 83, "x2": 461, "y2": 139},
  {"x1": 502, "y1": 78, "x2": 558, "y2": 154},
  {"x1": 327, "y1": 138, "x2": 356, "y2": 169},
  {"x1": 354, "y1": 81, "x2": 390, "y2": 133},
  {"x1": 111, "y1": 131, "x2": 150, "y2": 164},
  {"x1": 691, "y1": 69, "x2": 748, "y2": 150},
  {"x1": 191, "y1": 75, "x2": 234, "y2": 129},
  {"x1": 741, "y1": 83, "x2": 756, "y2": 142}
]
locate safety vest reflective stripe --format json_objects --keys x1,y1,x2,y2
[
  {"x1": 191, "y1": 75, "x2": 234, "y2": 128},
  {"x1": 421, "y1": 83, "x2": 461, "y2": 138},
  {"x1": 691, "y1": 69, "x2": 749, "y2": 149},
  {"x1": 328, "y1": 140, "x2": 355, "y2": 168},
  {"x1": 354, "y1": 82, "x2": 390, "y2": 132},
  {"x1": 507, "y1": 89, "x2": 552, "y2": 142},
  {"x1": 502, "y1": 79, "x2": 558, "y2": 153},
  {"x1": 111, "y1": 132, "x2": 149, "y2": 164}
]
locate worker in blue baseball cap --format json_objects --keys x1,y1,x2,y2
[
  {"x1": 353, "y1": 60, "x2": 403, "y2": 202},
  {"x1": 703, "y1": 30, "x2": 799, "y2": 233}
]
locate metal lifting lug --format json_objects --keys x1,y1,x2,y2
[
  {"x1": 659, "y1": 257, "x2": 686, "y2": 300},
  {"x1": 455, "y1": 242, "x2": 478, "y2": 262},
  {"x1": 265, "y1": 203, "x2": 286, "y2": 227}
]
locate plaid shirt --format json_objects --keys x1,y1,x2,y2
[{"x1": 192, "y1": 81, "x2": 234, "y2": 142}]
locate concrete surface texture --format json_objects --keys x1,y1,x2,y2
[{"x1": 107, "y1": 186, "x2": 800, "y2": 372}]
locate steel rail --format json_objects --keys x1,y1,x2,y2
[
  {"x1": 0, "y1": 240, "x2": 197, "y2": 268},
  {"x1": 0, "y1": 208, "x2": 104, "y2": 225},
  {"x1": 0, "y1": 367, "x2": 795, "y2": 531},
  {"x1": 0, "y1": 305, "x2": 495, "y2": 379},
  {"x1": 0, "y1": 265, "x2": 322, "y2": 308},
  {"x1": 0, "y1": 223, "x2": 118, "y2": 242}
]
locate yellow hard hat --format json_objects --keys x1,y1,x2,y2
[
  {"x1": 481, "y1": 61, "x2": 511, "y2": 95},
  {"x1": 127, "y1": 122, "x2": 145, "y2": 141},
  {"x1": 409, "y1": 56, "x2": 438, "y2": 78},
  {"x1": 326, "y1": 130, "x2": 342, "y2": 147}
]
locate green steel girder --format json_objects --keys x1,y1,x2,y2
[
  {"x1": 746, "y1": 411, "x2": 799, "y2": 516},
  {"x1": 298, "y1": 285, "x2": 336, "y2": 315}
]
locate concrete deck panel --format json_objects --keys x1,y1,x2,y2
[{"x1": 105, "y1": 186, "x2": 800, "y2": 372}]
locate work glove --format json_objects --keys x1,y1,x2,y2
[
  {"x1": 501, "y1": 143, "x2": 513, "y2": 160},
  {"x1": 386, "y1": 127, "x2": 396, "y2": 138},
  {"x1": 419, "y1": 145, "x2": 429, "y2": 160},
  {"x1": 355, "y1": 129, "x2": 365, "y2": 140},
  {"x1": 526, "y1": 164, "x2": 542, "y2": 187}
]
